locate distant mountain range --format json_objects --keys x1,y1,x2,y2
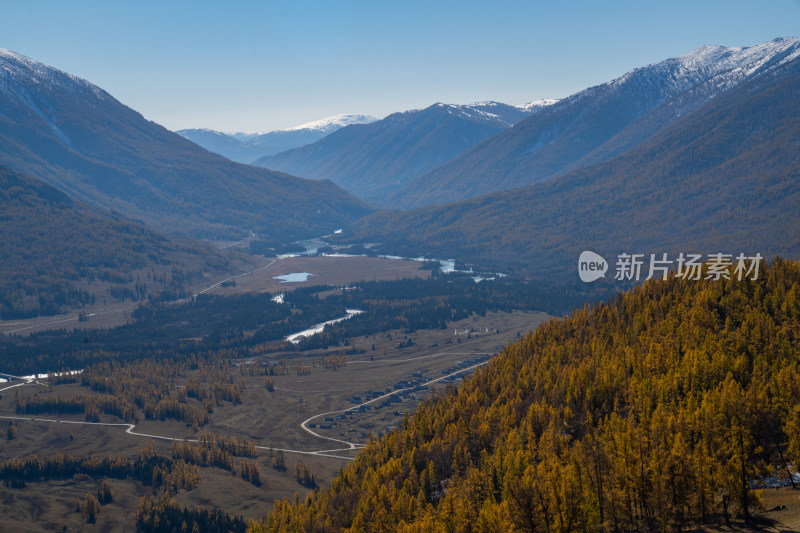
[
  {"x1": 392, "y1": 37, "x2": 800, "y2": 208},
  {"x1": 0, "y1": 49, "x2": 371, "y2": 242},
  {"x1": 177, "y1": 114, "x2": 377, "y2": 164},
  {"x1": 2, "y1": 39, "x2": 799, "y2": 289},
  {"x1": 254, "y1": 101, "x2": 551, "y2": 203},
  {"x1": 342, "y1": 42, "x2": 800, "y2": 278},
  {"x1": 251, "y1": 40, "x2": 800, "y2": 209}
]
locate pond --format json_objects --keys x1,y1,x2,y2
[{"x1": 273, "y1": 272, "x2": 311, "y2": 283}]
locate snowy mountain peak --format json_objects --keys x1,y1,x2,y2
[
  {"x1": 521, "y1": 99, "x2": 559, "y2": 111},
  {"x1": 422, "y1": 101, "x2": 543, "y2": 127},
  {"x1": 0, "y1": 48, "x2": 109, "y2": 101},
  {"x1": 182, "y1": 128, "x2": 225, "y2": 134},
  {"x1": 590, "y1": 37, "x2": 800, "y2": 112},
  {"x1": 286, "y1": 114, "x2": 377, "y2": 133},
  {"x1": 177, "y1": 114, "x2": 379, "y2": 163},
  {"x1": 677, "y1": 37, "x2": 800, "y2": 71},
  {"x1": 0, "y1": 48, "x2": 47, "y2": 74}
]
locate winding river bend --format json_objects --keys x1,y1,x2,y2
[{"x1": 285, "y1": 309, "x2": 364, "y2": 344}]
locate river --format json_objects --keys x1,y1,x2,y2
[{"x1": 285, "y1": 309, "x2": 364, "y2": 344}]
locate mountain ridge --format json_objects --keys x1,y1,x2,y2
[
  {"x1": 177, "y1": 114, "x2": 377, "y2": 163},
  {"x1": 254, "y1": 100, "x2": 545, "y2": 203},
  {"x1": 342, "y1": 53, "x2": 800, "y2": 278},
  {"x1": 0, "y1": 49, "x2": 372, "y2": 241},
  {"x1": 391, "y1": 37, "x2": 800, "y2": 208}
]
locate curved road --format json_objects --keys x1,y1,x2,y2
[
  {"x1": 1, "y1": 350, "x2": 490, "y2": 459},
  {"x1": 0, "y1": 378, "x2": 354, "y2": 460},
  {"x1": 0, "y1": 412, "x2": 356, "y2": 461},
  {"x1": 299, "y1": 353, "x2": 489, "y2": 449}
]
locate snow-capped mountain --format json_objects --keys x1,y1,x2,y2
[
  {"x1": 0, "y1": 49, "x2": 371, "y2": 240},
  {"x1": 0, "y1": 49, "x2": 107, "y2": 100},
  {"x1": 254, "y1": 101, "x2": 540, "y2": 203},
  {"x1": 429, "y1": 101, "x2": 539, "y2": 127},
  {"x1": 286, "y1": 113, "x2": 377, "y2": 133},
  {"x1": 172, "y1": 128, "x2": 256, "y2": 163},
  {"x1": 178, "y1": 114, "x2": 377, "y2": 164},
  {"x1": 393, "y1": 37, "x2": 800, "y2": 208}
]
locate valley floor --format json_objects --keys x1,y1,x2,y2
[
  {"x1": 0, "y1": 310, "x2": 544, "y2": 531},
  {"x1": 0, "y1": 254, "x2": 430, "y2": 336}
]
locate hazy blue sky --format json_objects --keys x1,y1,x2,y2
[{"x1": 2, "y1": 1, "x2": 798, "y2": 132}]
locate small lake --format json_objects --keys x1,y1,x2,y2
[{"x1": 273, "y1": 272, "x2": 311, "y2": 283}]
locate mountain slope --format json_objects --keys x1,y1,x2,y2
[
  {"x1": 0, "y1": 166, "x2": 224, "y2": 319},
  {"x1": 256, "y1": 259, "x2": 800, "y2": 531},
  {"x1": 254, "y1": 102, "x2": 541, "y2": 203},
  {"x1": 0, "y1": 50, "x2": 372, "y2": 241},
  {"x1": 394, "y1": 37, "x2": 800, "y2": 208},
  {"x1": 177, "y1": 114, "x2": 376, "y2": 164},
  {"x1": 343, "y1": 56, "x2": 800, "y2": 278}
]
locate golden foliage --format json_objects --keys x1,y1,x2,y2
[{"x1": 255, "y1": 258, "x2": 800, "y2": 531}]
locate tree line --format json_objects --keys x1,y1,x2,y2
[{"x1": 0, "y1": 447, "x2": 197, "y2": 496}]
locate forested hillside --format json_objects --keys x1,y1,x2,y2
[
  {"x1": 255, "y1": 258, "x2": 800, "y2": 531},
  {"x1": 0, "y1": 166, "x2": 225, "y2": 319}
]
